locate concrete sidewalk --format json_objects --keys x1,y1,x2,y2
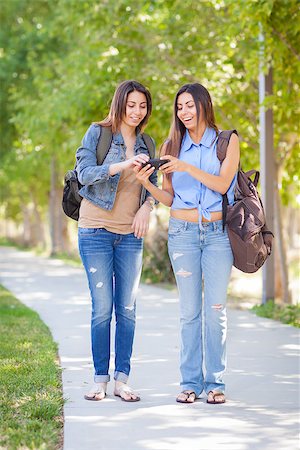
[{"x1": 0, "y1": 246, "x2": 299, "y2": 450}]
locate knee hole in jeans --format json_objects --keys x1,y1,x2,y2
[{"x1": 176, "y1": 268, "x2": 192, "y2": 278}]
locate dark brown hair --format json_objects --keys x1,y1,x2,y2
[
  {"x1": 161, "y1": 83, "x2": 218, "y2": 157},
  {"x1": 98, "y1": 80, "x2": 152, "y2": 133}
]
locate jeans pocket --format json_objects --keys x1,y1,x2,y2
[
  {"x1": 168, "y1": 220, "x2": 186, "y2": 236},
  {"x1": 78, "y1": 227, "x2": 101, "y2": 235}
]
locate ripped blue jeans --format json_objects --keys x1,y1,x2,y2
[
  {"x1": 78, "y1": 228, "x2": 143, "y2": 383},
  {"x1": 168, "y1": 218, "x2": 233, "y2": 396}
]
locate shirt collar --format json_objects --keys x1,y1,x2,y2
[
  {"x1": 200, "y1": 127, "x2": 216, "y2": 148},
  {"x1": 181, "y1": 127, "x2": 216, "y2": 152},
  {"x1": 181, "y1": 130, "x2": 194, "y2": 152}
]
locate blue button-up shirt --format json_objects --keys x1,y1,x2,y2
[{"x1": 171, "y1": 127, "x2": 237, "y2": 224}]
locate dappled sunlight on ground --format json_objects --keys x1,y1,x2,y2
[
  {"x1": 63, "y1": 399, "x2": 298, "y2": 449},
  {"x1": 0, "y1": 247, "x2": 299, "y2": 450}
]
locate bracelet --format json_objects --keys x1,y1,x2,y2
[{"x1": 144, "y1": 199, "x2": 154, "y2": 211}]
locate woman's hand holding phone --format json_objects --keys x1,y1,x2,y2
[
  {"x1": 141, "y1": 158, "x2": 170, "y2": 170},
  {"x1": 134, "y1": 158, "x2": 170, "y2": 187},
  {"x1": 133, "y1": 160, "x2": 155, "y2": 186},
  {"x1": 126, "y1": 153, "x2": 150, "y2": 169}
]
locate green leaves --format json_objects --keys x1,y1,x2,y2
[{"x1": 1, "y1": 0, "x2": 299, "y2": 222}]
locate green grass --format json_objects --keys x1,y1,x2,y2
[
  {"x1": 49, "y1": 252, "x2": 81, "y2": 267},
  {"x1": 252, "y1": 301, "x2": 300, "y2": 328},
  {"x1": 0, "y1": 285, "x2": 64, "y2": 450},
  {"x1": 0, "y1": 237, "x2": 28, "y2": 250}
]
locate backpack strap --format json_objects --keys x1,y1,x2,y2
[
  {"x1": 245, "y1": 169, "x2": 260, "y2": 187},
  {"x1": 96, "y1": 126, "x2": 113, "y2": 165},
  {"x1": 142, "y1": 133, "x2": 155, "y2": 158},
  {"x1": 96, "y1": 127, "x2": 155, "y2": 165},
  {"x1": 217, "y1": 129, "x2": 238, "y2": 231},
  {"x1": 217, "y1": 129, "x2": 238, "y2": 163}
]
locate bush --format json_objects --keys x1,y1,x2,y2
[{"x1": 252, "y1": 302, "x2": 300, "y2": 328}]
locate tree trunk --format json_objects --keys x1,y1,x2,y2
[
  {"x1": 31, "y1": 197, "x2": 46, "y2": 248},
  {"x1": 274, "y1": 167, "x2": 291, "y2": 304},
  {"x1": 286, "y1": 206, "x2": 298, "y2": 250},
  {"x1": 49, "y1": 155, "x2": 60, "y2": 255},
  {"x1": 21, "y1": 205, "x2": 31, "y2": 247},
  {"x1": 49, "y1": 155, "x2": 70, "y2": 255},
  {"x1": 274, "y1": 245, "x2": 282, "y2": 300}
]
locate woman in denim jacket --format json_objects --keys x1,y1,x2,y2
[
  {"x1": 135, "y1": 83, "x2": 239, "y2": 404},
  {"x1": 76, "y1": 80, "x2": 157, "y2": 402}
]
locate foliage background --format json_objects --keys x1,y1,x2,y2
[{"x1": 0, "y1": 0, "x2": 299, "y2": 298}]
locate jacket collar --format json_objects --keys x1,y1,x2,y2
[{"x1": 113, "y1": 129, "x2": 147, "y2": 150}]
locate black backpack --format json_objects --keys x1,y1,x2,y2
[
  {"x1": 62, "y1": 126, "x2": 155, "y2": 221},
  {"x1": 217, "y1": 130, "x2": 274, "y2": 273}
]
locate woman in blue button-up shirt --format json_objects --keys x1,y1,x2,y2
[{"x1": 136, "y1": 83, "x2": 239, "y2": 404}]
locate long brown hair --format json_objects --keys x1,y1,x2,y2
[
  {"x1": 97, "y1": 80, "x2": 152, "y2": 133},
  {"x1": 162, "y1": 83, "x2": 219, "y2": 157}
]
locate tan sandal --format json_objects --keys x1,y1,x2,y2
[
  {"x1": 84, "y1": 383, "x2": 107, "y2": 401},
  {"x1": 114, "y1": 384, "x2": 140, "y2": 402}
]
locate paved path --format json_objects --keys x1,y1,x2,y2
[{"x1": 0, "y1": 246, "x2": 299, "y2": 450}]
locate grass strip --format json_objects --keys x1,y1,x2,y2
[
  {"x1": 252, "y1": 301, "x2": 300, "y2": 328},
  {"x1": 0, "y1": 285, "x2": 63, "y2": 450}
]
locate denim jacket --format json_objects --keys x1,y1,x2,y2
[{"x1": 76, "y1": 124, "x2": 158, "y2": 211}]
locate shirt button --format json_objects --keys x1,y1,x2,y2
[{"x1": 111, "y1": 188, "x2": 114, "y2": 191}]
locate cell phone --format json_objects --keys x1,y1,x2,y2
[{"x1": 142, "y1": 158, "x2": 170, "y2": 169}]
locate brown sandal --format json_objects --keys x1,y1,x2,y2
[
  {"x1": 84, "y1": 384, "x2": 107, "y2": 401},
  {"x1": 176, "y1": 391, "x2": 197, "y2": 403},
  {"x1": 114, "y1": 384, "x2": 140, "y2": 402},
  {"x1": 206, "y1": 391, "x2": 226, "y2": 404}
]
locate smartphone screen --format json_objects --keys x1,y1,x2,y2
[{"x1": 142, "y1": 158, "x2": 170, "y2": 169}]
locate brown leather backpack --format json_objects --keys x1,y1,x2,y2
[{"x1": 217, "y1": 130, "x2": 274, "y2": 273}]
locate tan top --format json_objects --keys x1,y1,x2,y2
[{"x1": 78, "y1": 168, "x2": 142, "y2": 234}]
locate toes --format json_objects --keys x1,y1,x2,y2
[
  {"x1": 187, "y1": 394, "x2": 196, "y2": 403},
  {"x1": 123, "y1": 392, "x2": 135, "y2": 401},
  {"x1": 121, "y1": 393, "x2": 130, "y2": 401},
  {"x1": 130, "y1": 392, "x2": 138, "y2": 400},
  {"x1": 207, "y1": 391, "x2": 225, "y2": 403},
  {"x1": 84, "y1": 391, "x2": 105, "y2": 401},
  {"x1": 177, "y1": 391, "x2": 196, "y2": 403}
]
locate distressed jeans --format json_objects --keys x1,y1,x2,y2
[
  {"x1": 78, "y1": 228, "x2": 143, "y2": 383},
  {"x1": 168, "y1": 218, "x2": 233, "y2": 396}
]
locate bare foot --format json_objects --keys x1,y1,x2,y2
[
  {"x1": 114, "y1": 381, "x2": 140, "y2": 402},
  {"x1": 207, "y1": 390, "x2": 225, "y2": 404},
  {"x1": 84, "y1": 382, "x2": 107, "y2": 401},
  {"x1": 176, "y1": 391, "x2": 197, "y2": 403}
]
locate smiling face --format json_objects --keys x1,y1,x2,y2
[
  {"x1": 122, "y1": 90, "x2": 148, "y2": 129},
  {"x1": 176, "y1": 92, "x2": 202, "y2": 131}
]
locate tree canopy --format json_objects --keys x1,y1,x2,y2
[{"x1": 1, "y1": 0, "x2": 299, "y2": 223}]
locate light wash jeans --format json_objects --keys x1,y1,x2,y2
[
  {"x1": 168, "y1": 218, "x2": 233, "y2": 396},
  {"x1": 78, "y1": 228, "x2": 143, "y2": 383}
]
